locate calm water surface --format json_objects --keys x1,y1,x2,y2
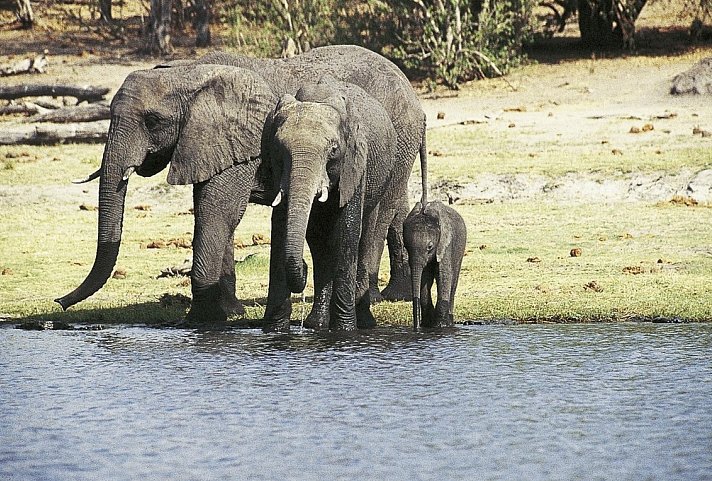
[{"x1": 1, "y1": 323, "x2": 710, "y2": 481}]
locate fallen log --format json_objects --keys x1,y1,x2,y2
[
  {"x1": 0, "y1": 120, "x2": 109, "y2": 145},
  {"x1": 0, "y1": 55, "x2": 48, "y2": 76},
  {"x1": 26, "y1": 103, "x2": 111, "y2": 123},
  {"x1": 0, "y1": 102, "x2": 48, "y2": 116},
  {"x1": 0, "y1": 84, "x2": 110, "y2": 102}
]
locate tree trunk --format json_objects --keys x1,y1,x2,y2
[
  {"x1": 145, "y1": 0, "x2": 173, "y2": 55},
  {"x1": 577, "y1": 0, "x2": 648, "y2": 49},
  {"x1": 99, "y1": 0, "x2": 112, "y2": 21},
  {"x1": 15, "y1": 0, "x2": 34, "y2": 29},
  {"x1": 194, "y1": 0, "x2": 211, "y2": 47}
]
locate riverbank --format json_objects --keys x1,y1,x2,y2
[{"x1": 1, "y1": 17, "x2": 711, "y2": 326}]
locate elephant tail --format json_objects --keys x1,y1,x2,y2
[{"x1": 419, "y1": 118, "x2": 428, "y2": 210}]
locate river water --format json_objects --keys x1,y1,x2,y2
[{"x1": 1, "y1": 322, "x2": 710, "y2": 481}]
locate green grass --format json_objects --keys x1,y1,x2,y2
[{"x1": 1, "y1": 138, "x2": 711, "y2": 327}]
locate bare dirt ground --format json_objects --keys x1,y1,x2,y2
[{"x1": 1, "y1": 1, "x2": 711, "y2": 206}]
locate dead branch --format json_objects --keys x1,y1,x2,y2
[
  {"x1": 25, "y1": 104, "x2": 111, "y2": 123},
  {"x1": 0, "y1": 84, "x2": 110, "y2": 102}
]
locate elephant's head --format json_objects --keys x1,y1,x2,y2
[
  {"x1": 56, "y1": 64, "x2": 276, "y2": 310},
  {"x1": 403, "y1": 202, "x2": 451, "y2": 329},
  {"x1": 266, "y1": 77, "x2": 367, "y2": 293}
]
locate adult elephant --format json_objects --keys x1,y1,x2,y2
[
  {"x1": 55, "y1": 64, "x2": 278, "y2": 323},
  {"x1": 264, "y1": 76, "x2": 402, "y2": 331},
  {"x1": 57, "y1": 46, "x2": 424, "y2": 326},
  {"x1": 193, "y1": 47, "x2": 425, "y2": 328}
]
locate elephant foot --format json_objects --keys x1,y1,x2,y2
[
  {"x1": 263, "y1": 298, "x2": 292, "y2": 333},
  {"x1": 303, "y1": 308, "x2": 329, "y2": 331},
  {"x1": 381, "y1": 276, "x2": 412, "y2": 302},
  {"x1": 356, "y1": 294, "x2": 377, "y2": 329},
  {"x1": 426, "y1": 300, "x2": 453, "y2": 328},
  {"x1": 222, "y1": 296, "x2": 246, "y2": 317},
  {"x1": 330, "y1": 314, "x2": 358, "y2": 331},
  {"x1": 368, "y1": 286, "x2": 384, "y2": 305},
  {"x1": 185, "y1": 283, "x2": 228, "y2": 328}
]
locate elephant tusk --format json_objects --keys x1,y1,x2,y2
[
  {"x1": 71, "y1": 168, "x2": 101, "y2": 184},
  {"x1": 317, "y1": 187, "x2": 329, "y2": 203},
  {"x1": 271, "y1": 189, "x2": 283, "y2": 207},
  {"x1": 122, "y1": 166, "x2": 136, "y2": 181}
]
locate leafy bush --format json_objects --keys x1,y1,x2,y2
[{"x1": 393, "y1": 0, "x2": 537, "y2": 89}]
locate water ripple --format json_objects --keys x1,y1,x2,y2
[{"x1": 1, "y1": 323, "x2": 710, "y2": 481}]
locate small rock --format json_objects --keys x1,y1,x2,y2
[
  {"x1": 641, "y1": 123, "x2": 654, "y2": 132},
  {"x1": 252, "y1": 233, "x2": 270, "y2": 245},
  {"x1": 526, "y1": 257, "x2": 542, "y2": 263},
  {"x1": 570, "y1": 248, "x2": 582, "y2": 257},
  {"x1": 1, "y1": 267, "x2": 13, "y2": 275},
  {"x1": 584, "y1": 280, "x2": 603, "y2": 292},
  {"x1": 79, "y1": 203, "x2": 97, "y2": 211},
  {"x1": 112, "y1": 268, "x2": 127, "y2": 279},
  {"x1": 437, "y1": 111, "x2": 445, "y2": 119},
  {"x1": 629, "y1": 126, "x2": 641, "y2": 134},
  {"x1": 611, "y1": 149, "x2": 623, "y2": 155}
]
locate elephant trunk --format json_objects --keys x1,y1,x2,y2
[
  {"x1": 284, "y1": 151, "x2": 322, "y2": 294},
  {"x1": 55, "y1": 146, "x2": 129, "y2": 310},
  {"x1": 411, "y1": 265, "x2": 423, "y2": 330}
]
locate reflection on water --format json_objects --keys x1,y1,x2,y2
[{"x1": 1, "y1": 323, "x2": 710, "y2": 481}]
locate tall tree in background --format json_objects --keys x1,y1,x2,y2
[
  {"x1": 194, "y1": 0, "x2": 211, "y2": 47},
  {"x1": 145, "y1": 0, "x2": 173, "y2": 55},
  {"x1": 15, "y1": 0, "x2": 34, "y2": 28},
  {"x1": 99, "y1": 0, "x2": 112, "y2": 21}
]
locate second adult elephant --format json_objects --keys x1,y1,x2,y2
[{"x1": 264, "y1": 76, "x2": 402, "y2": 331}]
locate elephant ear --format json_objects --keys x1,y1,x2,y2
[
  {"x1": 338, "y1": 96, "x2": 367, "y2": 208},
  {"x1": 262, "y1": 94, "x2": 298, "y2": 192},
  {"x1": 427, "y1": 202, "x2": 452, "y2": 264},
  {"x1": 167, "y1": 66, "x2": 276, "y2": 185}
]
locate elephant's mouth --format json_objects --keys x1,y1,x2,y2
[{"x1": 136, "y1": 148, "x2": 173, "y2": 177}]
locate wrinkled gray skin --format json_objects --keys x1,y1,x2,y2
[
  {"x1": 55, "y1": 65, "x2": 277, "y2": 324},
  {"x1": 57, "y1": 46, "x2": 424, "y2": 327},
  {"x1": 403, "y1": 201, "x2": 467, "y2": 329},
  {"x1": 193, "y1": 46, "x2": 426, "y2": 329},
  {"x1": 265, "y1": 76, "x2": 401, "y2": 331}
]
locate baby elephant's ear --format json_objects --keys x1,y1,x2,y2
[
  {"x1": 428, "y1": 203, "x2": 452, "y2": 264},
  {"x1": 168, "y1": 66, "x2": 275, "y2": 185}
]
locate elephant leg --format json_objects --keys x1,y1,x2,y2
[
  {"x1": 362, "y1": 203, "x2": 392, "y2": 306},
  {"x1": 187, "y1": 164, "x2": 255, "y2": 326},
  {"x1": 219, "y1": 231, "x2": 245, "y2": 317},
  {"x1": 433, "y1": 262, "x2": 454, "y2": 328},
  {"x1": 420, "y1": 264, "x2": 437, "y2": 328},
  {"x1": 263, "y1": 204, "x2": 292, "y2": 332},
  {"x1": 355, "y1": 204, "x2": 379, "y2": 329},
  {"x1": 381, "y1": 194, "x2": 413, "y2": 302},
  {"x1": 329, "y1": 187, "x2": 364, "y2": 331},
  {"x1": 304, "y1": 207, "x2": 336, "y2": 331}
]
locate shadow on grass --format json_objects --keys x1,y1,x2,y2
[{"x1": 526, "y1": 26, "x2": 705, "y2": 66}]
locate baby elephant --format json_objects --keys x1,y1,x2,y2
[{"x1": 403, "y1": 201, "x2": 467, "y2": 329}]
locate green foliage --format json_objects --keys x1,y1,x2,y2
[{"x1": 393, "y1": 0, "x2": 537, "y2": 89}]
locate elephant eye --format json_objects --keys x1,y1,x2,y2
[
  {"x1": 328, "y1": 141, "x2": 339, "y2": 158},
  {"x1": 145, "y1": 113, "x2": 162, "y2": 131},
  {"x1": 427, "y1": 241, "x2": 434, "y2": 251}
]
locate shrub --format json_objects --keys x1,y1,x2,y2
[{"x1": 393, "y1": 0, "x2": 537, "y2": 89}]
